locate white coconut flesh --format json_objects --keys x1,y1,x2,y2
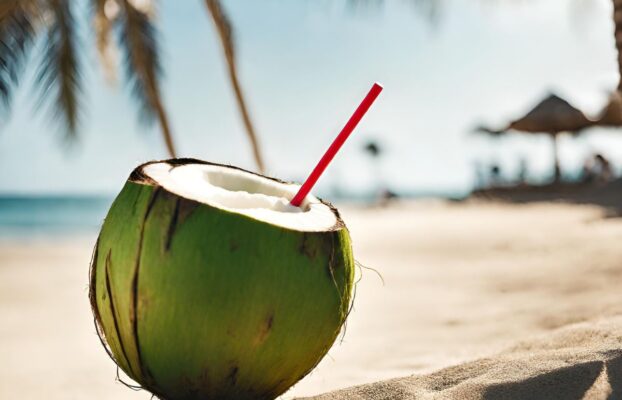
[{"x1": 143, "y1": 162, "x2": 338, "y2": 232}]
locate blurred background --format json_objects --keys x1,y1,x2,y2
[
  {"x1": 2, "y1": 0, "x2": 622, "y2": 236},
  {"x1": 3, "y1": 0, "x2": 622, "y2": 399}
]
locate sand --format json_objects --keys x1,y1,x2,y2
[
  {"x1": 1, "y1": 200, "x2": 622, "y2": 399},
  {"x1": 305, "y1": 317, "x2": 622, "y2": 399}
]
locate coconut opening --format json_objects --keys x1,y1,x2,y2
[{"x1": 142, "y1": 161, "x2": 339, "y2": 232}]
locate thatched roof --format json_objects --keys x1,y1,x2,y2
[{"x1": 477, "y1": 93, "x2": 594, "y2": 136}]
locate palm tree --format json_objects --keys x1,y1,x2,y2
[
  {"x1": 0, "y1": 0, "x2": 267, "y2": 170},
  {"x1": 204, "y1": 0, "x2": 265, "y2": 173},
  {"x1": 2, "y1": 1, "x2": 620, "y2": 169},
  {"x1": 0, "y1": 0, "x2": 178, "y2": 157}
]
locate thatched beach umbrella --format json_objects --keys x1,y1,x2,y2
[{"x1": 477, "y1": 93, "x2": 594, "y2": 182}]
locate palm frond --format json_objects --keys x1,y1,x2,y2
[
  {"x1": 614, "y1": 0, "x2": 622, "y2": 91},
  {"x1": 0, "y1": 1, "x2": 39, "y2": 114},
  {"x1": 92, "y1": 0, "x2": 118, "y2": 83},
  {"x1": 35, "y1": 0, "x2": 82, "y2": 136},
  {"x1": 205, "y1": 0, "x2": 234, "y2": 60},
  {"x1": 0, "y1": 0, "x2": 38, "y2": 21},
  {"x1": 117, "y1": 0, "x2": 176, "y2": 157},
  {"x1": 205, "y1": 0, "x2": 265, "y2": 172},
  {"x1": 117, "y1": 0, "x2": 159, "y2": 122}
]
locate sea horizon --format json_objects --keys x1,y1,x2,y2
[{"x1": 0, "y1": 188, "x2": 467, "y2": 239}]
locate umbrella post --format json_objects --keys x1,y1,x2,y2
[{"x1": 552, "y1": 133, "x2": 561, "y2": 183}]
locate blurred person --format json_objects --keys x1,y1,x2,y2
[
  {"x1": 490, "y1": 163, "x2": 502, "y2": 186},
  {"x1": 594, "y1": 153, "x2": 613, "y2": 182},
  {"x1": 581, "y1": 153, "x2": 613, "y2": 183},
  {"x1": 581, "y1": 157, "x2": 596, "y2": 183}
]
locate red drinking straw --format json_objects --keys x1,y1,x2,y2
[{"x1": 290, "y1": 82, "x2": 383, "y2": 207}]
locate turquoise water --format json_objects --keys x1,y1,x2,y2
[
  {"x1": 0, "y1": 196, "x2": 113, "y2": 238},
  {"x1": 0, "y1": 189, "x2": 464, "y2": 238}
]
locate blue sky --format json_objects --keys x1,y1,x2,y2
[{"x1": 0, "y1": 0, "x2": 620, "y2": 195}]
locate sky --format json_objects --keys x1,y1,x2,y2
[{"x1": 0, "y1": 0, "x2": 621, "y2": 196}]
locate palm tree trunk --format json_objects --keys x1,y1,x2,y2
[
  {"x1": 552, "y1": 133, "x2": 561, "y2": 183},
  {"x1": 153, "y1": 92, "x2": 177, "y2": 158},
  {"x1": 614, "y1": 0, "x2": 622, "y2": 90},
  {"x1": 204, "y1": 0, "x2": 265, "y2": 173}
]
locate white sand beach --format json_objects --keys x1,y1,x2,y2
[
  {"x1": 1, "y1": 200, "x2": 622, "y2": 399},
  {"x1": 304, "y1": 316, "x2": 622, "y2": 399}
]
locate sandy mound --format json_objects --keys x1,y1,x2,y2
[{"x1": 303, "y1": 316, "x2": 622, "y2": 400}]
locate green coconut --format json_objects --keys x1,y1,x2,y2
[{"x1": 89, "y1": 158, "x2": 355, "y2": 400}]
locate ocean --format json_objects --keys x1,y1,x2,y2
[
  {"x1": 0, "y1": 196, "x2": 113, "y2": 238},
  {"x1": 0, "y1": 188, "x2": 465, "y2": 239}
]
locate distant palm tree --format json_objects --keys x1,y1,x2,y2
[{"x1": 0, "y1": 0, "x2": 266, "y2": 171}]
